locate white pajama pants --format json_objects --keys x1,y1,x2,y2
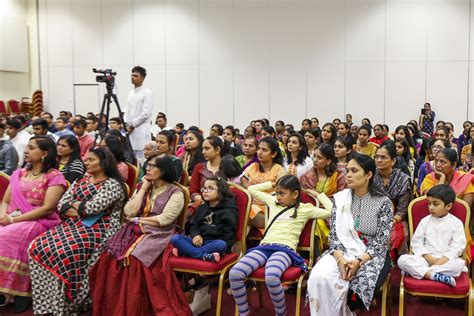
[{"x1": 397, "y1": 254, "x2": 467, "y2": 279}]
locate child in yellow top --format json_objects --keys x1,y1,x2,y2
[{"x1": 229, "y1": 175, "x2": 332, "y2": 316}]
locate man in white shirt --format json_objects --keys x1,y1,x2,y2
[
  {"x1": 5, "y1": 118, "x2": 31, "y2": 167},
  {"x1": 124, "y1": 66, "x2": 153, "y2": 159},
  {"x1": 150, "y1": 112, "x2": 172, "y2": 139}
]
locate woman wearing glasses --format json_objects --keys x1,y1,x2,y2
[
  {"x1": 372, "y1": 141, "x2": 412, "y2": 260},
  {"x1": 89, "y1": 155, "x2": 191, "y2": 316}
]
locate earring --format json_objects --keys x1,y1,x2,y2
[{"x1": 41, "y1": 156, "x2": 45, "y2": 163}]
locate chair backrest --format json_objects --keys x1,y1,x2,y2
[
  {"x1": 174, "y1": 182, "x2": 190, "y2": 229},
  {"x1": 408, "y1": 196, "x2": 470, "y2": 242},
  {"x1": 179, "y1": 168, "x2": 189, "y2": 187},
  {"x1": 228, "y1": 182, "x2": 252, "y2": 253},
  {"x1": 7, "y1": 99, "x2": 20, "y2": 114},
  {"x1": 0, "y1": 101, "x2": 7, "y2": 115},
  {"x1": 0, "y1": 172, "x2": 9, "y2": 201},
  {"x1": 299, "y1": 190, "x2": 320, "y2": 267},
  {"x1": 125, "y1": 163, "x2": 139, "y2": 197}
]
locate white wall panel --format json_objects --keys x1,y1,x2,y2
[
  {"x1": 47, "y1": 66, "x2": 74, "y2": 112},
  {"x1": 468, "y1": 61, "x2": 474, "y2": 122},
  {"x1": 385, "y1": 62, "x2": 426, "y2": 129},
  {"x1": 345, "y1": 0, "x2": 386, "y2": 62},
  {"x1": 386, "y1": 0, "x2": 426, "y2": 61},
  {"x1": 133, "y1": 0, "x2": 166, "y2": 65},
  {"x1": 268, "y1": 0, "x2": 309, "y2": 65},
  {"x1": 141, "y1": 65, "x2": 166, "y2": 122},
  {"x1": 233, "y1": 0, "x2": 269, "y2": 64},
  {"x1": 269, "y1": 65, "x2": 306, "y2": 126},
  {"x1": 426, "y1": 0, "x2": 469, "y2": 61},
  {"x1": 102, "y1": 0, "x2": 133, "y2": 65},
  {"x1": 345, "y1": 62, "x2": 385, "y2": 124},
  {"x1": 165, "y1": 0, "x2": 198, "y2": 65},
  {"x1": 426, "y1": 61, "x2": 468, "y2": 131},
  {"x1": 199, "y1": 0, "x2": 233, "y2": 65},
  {"x1": 199, "y1": 64, "x2": 233, "y2": 130},
  {"x1": 166, "y1": 65, "x2": 199, "y2": 127},
  {"x1": 307, "y1": 61, "x2": 345, "y2": 124},
  {"x1": 46, "y1": 0, "x2": 73, "y2": 66},
  {"x1": 307, "y1": 0, "x2": 345, "y2": 63},
  {"x1": 234, "y1": 63, "x2": 269, "y2": 129},
  {"x1": 71, "y1": 0, "x2": 102, "y2": 66}
]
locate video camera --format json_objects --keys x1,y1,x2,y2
[{"x1": 92, "y1": 68, "x2": 116, "y2": 93}]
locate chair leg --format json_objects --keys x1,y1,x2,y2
[
  {"x1": 216, "y1": 265, "x2": 231, "y2": 316},
  {"x1": 256, "y1": 281, "x2": 264, "y2": 308},
  {"x1": 399, "y1": 277, "x2": 405, "y2": 316},
  {"x1": 295, "y1": 277, "x2": 305, "y2": 316},
  {"x1": 466, "y1": 283, "x2": 473, "y2": 316},
  {"x1": 381, "y1": 273, "x2": 391, "y2": 316}
]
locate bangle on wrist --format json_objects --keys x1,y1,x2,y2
[
  {"x1": 133, "y1": 217, "x2": 140, "y2": 225},
  {"x1": 9, "y1": 216, "x2": 15, "y2": 224},
  {"x1": 356, "y1": 257, "x2": 363, "y2": 265}
]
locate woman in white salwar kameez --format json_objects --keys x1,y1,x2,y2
[{"x1": 307, "y1": 153, "x2": 393, "y2": 315}]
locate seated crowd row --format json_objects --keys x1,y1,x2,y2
[{"x1": 0, "y1": 105, "x2": 472, "y2": 315}]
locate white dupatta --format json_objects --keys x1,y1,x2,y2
[{"x1": 334, "y1": 189, "x2": 366, "y2": 258}]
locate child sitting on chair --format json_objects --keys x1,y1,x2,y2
[
  {"x1": 229, "y1": 175, "x2": 333, "y2": 316},
  {"x1": 398, "y1": 184, "x2": 468, "y2": 287},
  {"x1": 171, "y1": 176, "x2": 238, "y2": 262}
]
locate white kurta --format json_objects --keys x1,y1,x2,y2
[
  {"x1": 398, "y1": 213, "x2": 467, "y2": 279},
  {"x1": 10, "y1": 129, "x2": 31, "y2": 167},
  {"x1": 124, "y1": 86, "x2": 153, "y2": 151}
]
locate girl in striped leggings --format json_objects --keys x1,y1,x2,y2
[{"x1": 229, "y1": 175, "x2": 333, "y2": 315}]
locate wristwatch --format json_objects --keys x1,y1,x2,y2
[{"x1": 356, "y1": 257, "x2": 363, "y2": 265}]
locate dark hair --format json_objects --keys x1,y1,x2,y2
[
  {"x1": 339, "y1": 122, "x2": 350, "y2": 131},
  {"x1": 184, "y1": 130, "x2": 205, "y2": 173},
  {"x1": 373, "y1": 123, "x2": 383, "y2": 131},
  {"x1": 0, "y1": 123, "x2": 4, "y2": 129},
  {"x1": 13, "y1": 115, "x2": 27, "y2": 125},
  {"x1": 395, "y1": 125, "x2": 417, "y2": 158},
  {"x1": 57, "y1": 135, "x2": 82, "y2": 163},
  {"x1": 321, "y1": 123, "x2": 337, "y2": 145},
  {"x1": 32, "y1": 118, "x2": 48, "y2": 130},
  {"x1": 103, "y1": 135, "x2": 125, "y2": 163},
  {"x1": 335, "y1": 136, "x2": 354, "y2": 154},
  {"x1": 437, "y1": 148, "x2": 459, "y2": 167},
  {"x1": 305, "y1": 128, "x2": 320, "y2": 140},
  {"x1": 362, "y1": 118, "x2": 372, "y2": 126},
  {"x1": 158, "y1": 130, "x2": 176, "y2": 151},
  {"x1": 28, "y1": 136, "x2": 59, "y2": 172},
  {"x1": 152, "y1": 155, "x2": 177, "y2": 183},
  {"x1": 218, "y1": 155, "x2": 242, "y2": 180},
  {"x1": 383, "y1": 124, "x2": 389, "y2": 132},
  {"x1": 56, "y1": 117, "x2": 68, "y2": 124},
  {"x1": 275, "y1": 175, "x2": 301, "y2": 218},
  {"x1": 311, "y1": 117, "x2": 319, "y2": 124},
  {"x1": 301, "y1": 118, "x2": 311, "y2": 126},
  {"x1": 203, "y1": 176, "x2": 234, "y2": 204},
  {"x1": 275, "y1": 120, "x2": 285, "y2": 127},
  {"x1": 358, "y1": 124, "x2": 372, "y2": 137},
  {"x1": 254, "y1": 119, "x2": 266, "y2": 127},
  {"x1": 349, "y1": 153, "x2": 386, "y2": 196},
  {"x1": 259, "y1": 137, "x2": 284, "y2": 166},
  {"x1": 6, "y1": 118, "x2": 21, "y2": 129},
  {"x1": 378, "y1": 140, "x2": 397, "y2": 160},
  {"x1": 262, "y1": 125, "x2": 277, "y2": 139},
  {"x1": 89, "y1": 147, "x2": 128, "y2": 199},
  {"x1": 74, "y1": 119, "x2": 87, "y2": 129},
  {"x1": 427, "y1": 184, "x2": 456, "y2": 206},
  {"x1": 435, "y1": 126, "x2": 450, "y2": 138},
  {"x1": 316, "y1": 143, "x2": 337, "y2": 176},
  {"x1": 262, "y1": 118, "x2": 270, "y2": 126},
  {"x1": 211, "y1": 124, "x2": 224, "y2": 135},
  {"x1": 244, "y1": 126, "x2": 256, "y2": 136},
  {"x1": 110, "y1": 117, "x2": 122, "y2": 124},
  {"x1": 42, "y1": 112, "x2": 53, "y2": 119},
  {"x1": 224, "y1": 125, "x2": 237, "y2": 137},
  {"x1": 286, "y1": 133, "x2": 309, "y2": 166},
  {"x1": 395, "y1": 138, "x2": 413, "y2": 165},
  {"x1": 204, "y1": 136, "x2": 229, "y2": 157},
  {"x1": 176, "y1": 123, "x2": 184, "y2": 130},
  {"x1": 132, "y1": 65, "x2": 147, "y2": 77}
]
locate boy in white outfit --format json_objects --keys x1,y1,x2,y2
[{"x1": 398, "y1": 184, "x2": 467, "y2": 287}]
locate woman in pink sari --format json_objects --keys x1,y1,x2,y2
[{"x1": 0, "y1": 136, "x2": 66, "y2": 313}]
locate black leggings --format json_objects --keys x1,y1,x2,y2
[{"x1": 347, "y1": 253, "x2": 392, "y2": 311}]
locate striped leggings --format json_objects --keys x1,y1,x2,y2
[{"x1": 229, "y1": 250, "x2": 291, "y2": 316}]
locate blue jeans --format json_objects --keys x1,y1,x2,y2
[{"x1": 170, "y1": 234, "x2": 227, "y2": 259}]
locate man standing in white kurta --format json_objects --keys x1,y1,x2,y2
[{"x1": 124, "y1": 66, "x2": 153, "y2": 160}]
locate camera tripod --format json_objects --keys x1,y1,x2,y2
[{"x1": 97, "y1": 92, "x2": 134, "y2": 158}]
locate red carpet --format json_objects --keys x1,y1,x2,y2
[{"x1": 0, "y1": 268, "x2": 467, "y2": 315}]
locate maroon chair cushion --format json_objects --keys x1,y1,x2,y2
[
  {"x1": 403, "y1": 272, "x2": 470, "y2": 296},
  {"x1": 170, "y1": 252, "x2": 238, "y2": 272},
  {"x1": 248, "y1": 261, "x2": 307, "y2": 282}
]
